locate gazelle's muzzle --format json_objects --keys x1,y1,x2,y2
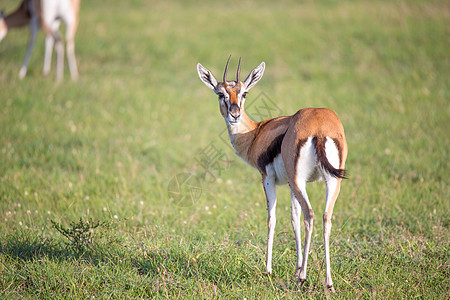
[{"x1": 229, "y1": 103, "x2": 241, "y2": 121}]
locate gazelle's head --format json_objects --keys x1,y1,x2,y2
[
  {"x1": 0, "y1": 10, "x2": 7, "y2": 42},
  {"x1": 197, "y1": 56, "x2": 265, "y2": 125}
]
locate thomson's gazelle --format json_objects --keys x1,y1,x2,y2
[{"x1": 197, "y1": 57, "x2": 348, "y2": 292}]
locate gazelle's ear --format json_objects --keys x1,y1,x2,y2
[
  {"x1": 243, "y1": 62, "x2": 265, "y2": 90},
  {"x1": 197, "y1": 63, "x2": 218, "y2": 91}
]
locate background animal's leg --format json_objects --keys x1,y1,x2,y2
[
  {"x1": 42, "y1": 20, "x2": 60, "y2": 77},
  {"x1": 55, "y1": 32, "x2": 64, "y2": 81},
  {"x1": 19, "y1": 16, "x2": 39, "y2": 79},
  {"x1": 64, "y1": 11, "x2": 78, "y2": 80},
  {"x1": 65, "y1": 29, "x2": 78, "y2": 80},
  {"x1": 42, "y1": 33, "x2": 53, "y2": 76}
]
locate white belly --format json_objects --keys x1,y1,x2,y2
[{"x1": 265, "y1": 154, "x2": 288, "y2": 185}]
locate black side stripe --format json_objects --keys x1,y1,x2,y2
[{"x1": 257, "y1": 128, "x2": 288, "y2": 173}]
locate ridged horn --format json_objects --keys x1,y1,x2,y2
[
  {"x1": 236, "y1": 57, "x2": 241, "y2": 82},
  {"x1": 223, "y1": 55, "x2": 231, "y2": 82}
]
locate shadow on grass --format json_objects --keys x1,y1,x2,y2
[
  {"x1": 0, "y1": 232, "x2": 64, "y2": 261},
  {"x1": 0, "y1": 218, "x2": 126, "y2": 267},
  {"x1": 0, "y1": 228, "x2": 254, "y2": 280},
  {"x1": 0, "y1": 230, "x2": 116, "y2": 266},
  {"x1": 0, "y1": 228, "x2": 294, "y2": 296},
  {"x1": 0, "y1": 216, "x2": 305, "y2": 296}
]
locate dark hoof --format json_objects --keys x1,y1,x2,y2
[{"x1": 295, "y1": 278, "x2": 307, "y2": 292}]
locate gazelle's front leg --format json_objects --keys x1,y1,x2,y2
[
  {"x1": 290, "y1": 190, "x2": 302, "y2": 278},
  {"x1": 263, "y1": 174, "x2": 277, "y2": 274}
]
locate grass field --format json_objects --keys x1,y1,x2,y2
[{"x1": 0, "y1": 0, "x2": 449, "y2": 298}]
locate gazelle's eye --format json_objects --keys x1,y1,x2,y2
[
  {"x1": 243, "y1": 92, "x2": 248, "y2": 98},
  {"x1": 217, "y1": 92, "x2": 224, "y2": 98}
]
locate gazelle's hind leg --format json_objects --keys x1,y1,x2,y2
[
  {"x1": 282, "y1": 137, "x2": 316, "y2": 285},
  {"x1": 290, "y1": 180, "x2": 314, "y2": 285},
  {"x1": 323, "y1": 176, "x2": 342, "y2": 293},
  {"x1": 322, "y1": 135, "x2": 346, "y2": 293},
  {"x1": 290, "y1": 190, "x2": 302, "y2": 278}
]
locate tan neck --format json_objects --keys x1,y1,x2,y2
[{"x1": 226, "y1": 110, "x2": 259, "y2": 163}]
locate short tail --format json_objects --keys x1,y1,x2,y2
[{"x1": 313, "y1": 136, "x2": 348, "y2": 179}]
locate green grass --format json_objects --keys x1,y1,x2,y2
[{"x1": 0, "y1": 0, "x2": 448, "y2": 298}]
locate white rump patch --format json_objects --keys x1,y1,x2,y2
[
  {"x1": 295, "y1": 136, "x2": 341, "y2": 184},
  {"x1": 324, "y1": 137, "x2": 340, "y2": 170},
  {"x1": 296, "y1": 137, "x2": 320, "y2": 183}
]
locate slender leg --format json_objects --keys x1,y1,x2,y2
[
  {"x1": 65, "y1": 20, "x2": 79, "y2": 80},
  {"x1": 43, "y1": 20, "x2": 61, "y2": 78},
  {"x1": 290, "y1": 190, "x2": 302, "y2": 278},
  {"x1": 19, "y1": 16, "x2": 39, "y2": 79},
  {"x1": 323, "y1": 177, "x2": 341, "y2": 293},
  {"x1": 55, "y1": 36, "x2": 64, "y2": 81},
  {"x1": 66, "y1": 36, "x2": 78, "y2": 80},
  {"x1": 263, "y1": 175, "x2": 277, "y2": 274},
  {"x1": 42, "y1": 33, "x2": 54, "y2": 76},
  {"x1": 291, "y1": 180, "x2": 314, "y2": 285}
]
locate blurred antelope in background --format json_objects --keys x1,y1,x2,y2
[
  {"x1": 197, "y1": 57, "x2": 348, "y2": 292},
  {"x1": 0, "y1": 0, "x2": 80, "y2": 81}
]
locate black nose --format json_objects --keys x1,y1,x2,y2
[{"x1": 229, "y1": 103, "x2": 240, "y2": 119}]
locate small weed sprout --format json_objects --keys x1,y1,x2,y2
[{"x1": 51, "y1": 218, "x2": 109, "y2": 255}]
